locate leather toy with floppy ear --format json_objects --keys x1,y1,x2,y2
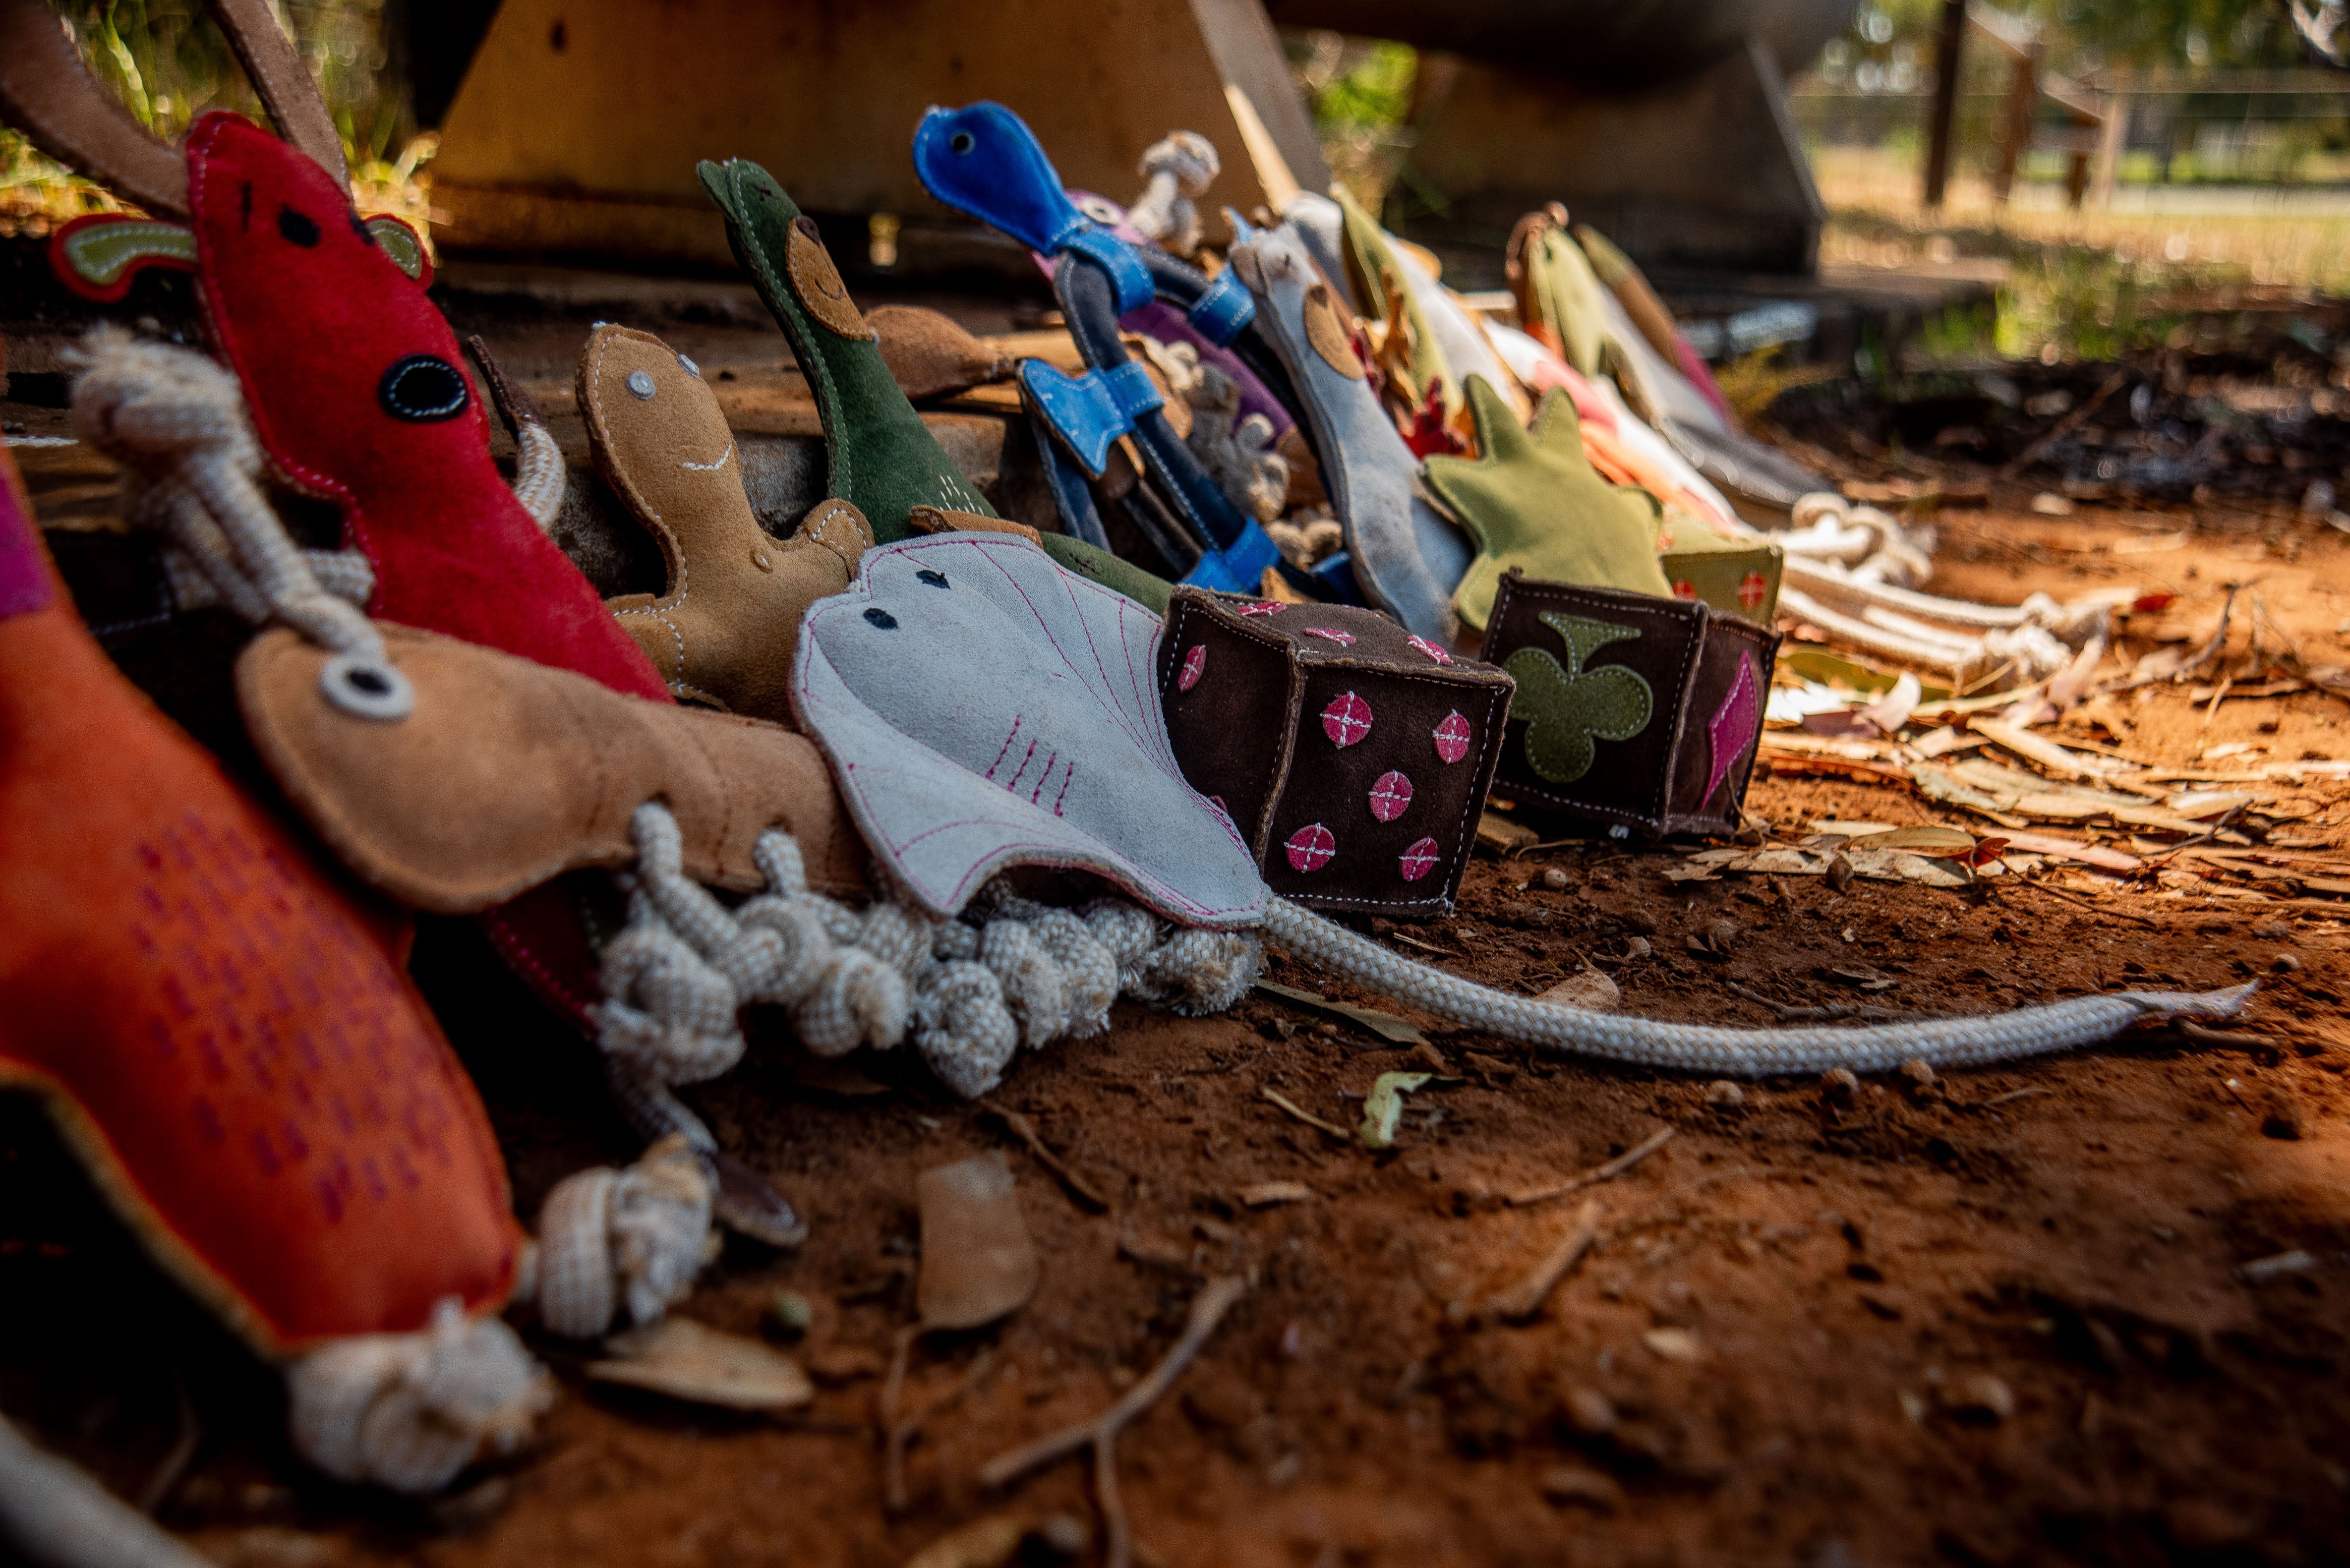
[
  {"x1": 0, "y1": 0, "x2": 665, "y2": 705},
  {"x1": 581, "y1": 324, "x2": 872, "y2": 717},
  {"x1": 1227, "y1": 221, "x2": 1471, "y2": 646},
  {"x1": 696, "y1": 160, "x2": 993, "y2": 543},
  {"x1": 0, "y1": 443, "x2": 530, "y2": 1471}
]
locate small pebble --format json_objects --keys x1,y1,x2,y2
[
  {"x1": 1824, "y1": 853, "x2": 1856, "y2": 893},
  {"x1": 1939, "y1": 1372, "x2": 2015, "y2": 1423},
  {"x1": 1822, "y1": 1067, "x2": 1860, "y2": 1105},
  {"x1": 2252, "y1": 922, "x2": 2291, "y2": 939},
  {"x1": 1561, "y1": 1386, "x2": 1617, "y2": 1436},
  {"x1": 764, "y1": 1288, "x2": 814, "y2": 1338},
  {"x1": 1538, "y1": 1464, "x2": 1625, "y2": 1511},
  {"x1": 1705, "y1": 1080, "x2": 1746, "y2": 1110},
  {"x1": 2272, "y1": 953, "x2": 2301, "y2": 973},
  {"x1": 1899, "y1": 1059, "x2": 1937, "y2": 1090},
  {"x1": 1541, "y1": 867, "x2": 1571, "y2": 891},
  {"x1": 2262, "y1": 1097, "x2": 2305, "y2": 1140},
  {"x1": 1032, "y1": 1516, "x2": 1091, "y2": 1559}
]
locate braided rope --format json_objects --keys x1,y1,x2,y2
[
  {"x1": 0, "y1": 1415, "x2": 214, "y2": 1568},
  {"x1": 1264, "y1": 897, "x2": 2253, "y2": 1077},
  {"x1": 1126, "y1": 130, "x2": 1219, "y2": 256},
  {"x1": 531, "y1": 1134, "x2": 718, "y2": 1339},
  {"x1": 286, "y1": 1297, "x2": 551, "y2": 1494},
  {"x1": 66, "y1": 329, "x2": 385, "y2": 667},
  {"x1": 511, "y1": 421, "x2": 567, "y2": 529},
  {"x1": 594, "y1": 803, "x2": 1261, "y2": 1102}
]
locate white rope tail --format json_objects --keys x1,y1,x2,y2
[
  {"x1": 594, "y1": 803, "x2": 1262, "y2": 1103},
  {"x1": 511, "y1": 420, "x2": 567, "y2": 530},
  {"x1": 530, "y1": 1134, "x2": 720, "y2": 1339},
  {"x1": 287, "y1": 1297, "x2": 552, "y2": 1494},
  {"x1": 1263, "y1": 898, "x2": 2253, "y2": 1077}
]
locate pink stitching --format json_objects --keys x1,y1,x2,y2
[
  {"x1": 1051, "y1": 760, "x2": 1075, "y2": 817},
  {"x1": 985, "y1": 714, "x2": 1023, "y2": 781},
  {"x1": 1302, "y1": 627, "x2": 1355, "y2": 646},
  {"x1": 1407, "y1": 635, "x2": 1452, "y2": 665},
  {"x1": 1236, "y1": 600, "x2": 1285, "y2": 617},
  {"x1": 1178, "y1": 643, "x2": 1207, "y2": 690},
  {"x1": 1321, "y1": 691, "x2": 1373, "y2": 748},
  {"x1": 1369, "y1": 770, "x2": 1413, "y2": 822},
  {"x1": 1030, "y1": 752, "x2": 1058, "y2": 805}
]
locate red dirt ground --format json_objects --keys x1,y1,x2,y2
[{"x1": 6, "y1": 505, "x2": 2350, "y2": 1568}]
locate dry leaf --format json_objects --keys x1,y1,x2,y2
[
  {"x1": 916, "y1": 1151, "x2": 1038, "y2": 1331},
  {"x1": 588, "y1": 1318, "x2": 815, "y2": 1410},
  {"x1": 1538, "y1": 968, "x2": 1621, "y2": 1010},
  {"x1": 1359, "y1": 1072, "x2": 1434, "y2": 1150},
  {"x1": 1254, "y1": 980, "x2": 1429, "y2": 1045}
]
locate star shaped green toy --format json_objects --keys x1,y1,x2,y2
[{"x1": 1422, "y1": 374, "x2": 1673, "y2": 634}]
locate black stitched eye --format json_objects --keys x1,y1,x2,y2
[
  {"x1": 949, "y1": 130, "x2": 975, "y2": 155},
  {"x1": 864, "y1": 607, "x2": 898, "y2": 629},
  {"x1": 278, "y1": 206, "x2": 321, "y2": 247},
  {"x1": 377, "y1": 355, "x2": 470, "y2": 422},
  {"x1": 349, "y1": 211, "x2": 375, "y2": 246},
  {"x1": 917, "y1": 570, "x2": 950, "y2": 589}
]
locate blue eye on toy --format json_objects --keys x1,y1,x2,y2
[
  {"x1": 865, "y1": 607, "x2": 898, "y2": 629},
  {"x1": 950, "y1": 131, "x2": 976, "y2": 155}
]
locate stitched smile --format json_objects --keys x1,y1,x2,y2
[{"x1": 680, "y1": 440, "x2": 734, "y2": 473}]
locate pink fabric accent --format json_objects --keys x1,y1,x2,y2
[
  {"x1": 1369, "y1": 770, "x2": 1413, "y2": 822},
  {"x1": 1177, "y1": 643, "x2": 1207, "y2": 691},
  {"x1": 1236, "y1": 600, "x2": 1285, "y2": 617},
  {"x1": 1399, "y1": 838, "x2": 1440, "y2": 881},
  {"x1": 0, "y1": 467, "x2": 51, "y2": 619},
  {"x1": 1284, "y1": 823, "x2": 1336, "y2": 872},
  {"x1": 1303, "y1": 627, "x2": 1356, "y2": 646},
  {"x1": 1432, "y1": 710, "x2": 1471, "y2": 764},
  {"x1": 1674, "y1": 338, "x2": 1737, "y2": 427},
  {"x1": 1704, "y1": 656, "x2": 1762, "y2": 803},
  {"x1": 1405, "y1": 636, "x2": 1452, "y2": 666},
  {"x1": 1320, "y1": 691, "x2": 1373, "y2": 749},
  {"x1": 1739, "y1": 572, "x2": 1770, "y2": 612}
]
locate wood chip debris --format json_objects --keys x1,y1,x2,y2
[
  {"x1": 1482, "y1": 1198, "x2": 1602, "y2": 1324},
  {"x1": 1236, "y1": 1180, "x2": 1314, "y2": 1208},
  {"x1": 1509, "y1": 1127, "x2": 1676, "y2": 1207},
  {"x1": 588, "y1": 1318, "x2": 815, "y2": 1411}
]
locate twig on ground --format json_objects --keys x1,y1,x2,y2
[
  {"x1": 2177, "y1": 1020, "x2": 2276, "y2": 1051},
  {"x1": 1508, "y1": 1127, "x2": 1675, "y2": 1207},
  {"x1": 1481, "y1": 1199, "x2": 1603, "y2": 1324},
  {"x1": 2136, "y1": 805, "x2": 2252, "y2": 877},
  {"x1": 1261, "y1": 1087, "x2": 1350, "y2": 1140},
  {"x1": 979, "y1": 1276, "x2": 1247, "y2": 1568},
  {"x1": 1975, "y1": 1086, "x2": 2049, "y2": 1108},
  {"x1": 135, "y1": 1363, "x2": 200, "y2": 1516},
  {"x1": 882, "y1": 1333, "x2": 996, "y2": 1515},
  {"x1": 2002, "y1": 876, "x2": 2162, "y2": 927},
  {"x1": 985, "y1": 1105, "x2": 1111, "y2": 1213},
  {"x1": 1999, "y1": 370, "x2": 2129, "y2": 479},
  {"x1": 1727, "y1": 982, "x2": 1915, "y2": 1024}
]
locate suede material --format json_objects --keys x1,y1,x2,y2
[
  {"x1": 869, "y1": 306, "x2": 1015, "y2": 401},
  {"x1": 698, "y1": 161, "x2": 995, "y2": 542},
  {"x1": 184, "y1": 113, "x2": 667, "y2": 702},
  {"x1": 0, "y1": 450, "x2": 519, "y2": 1355},
  {"x1": 239, "y1": 623, "x2": 870, "y2": 916},
  {"x1": 1478, "y1": 572, "x2": 1779, "y2": 838},
  {"x1": 1334, "y1": 187, "x2": 1455, "y2": 417},
  {"x1": 1505, "y1": 210, "x2": 1610, "y2": 382},
  {"x1": 1657, "y1": 538, "x2": 1784, "y2": 625},
  {"x1": 792, "y1": 536, "x2": 1264, "y2": 926},
  {"x1": 1033, "y1": 532, "x2": 1175, "y2": 615},
  {"x1": 1421, "y1": 377, "x2": 1673, "y2": 634},
  {"x1": 1157, "y1": 588, "x2": 1512, "y2": 919},
  {"x1": 1572, "y1": 222, "x2": 1737, "y2": 428},
  {"x1": 581, "y1": 325, "x2": 871, "y2": 719},
  {"x1": 907, "y1": 505, "x2": 1042, "y2": 545},
  {"x1": 1230, "y1": 228, "x2": 1469, "y2": 643}
]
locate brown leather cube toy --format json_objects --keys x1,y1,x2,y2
[
  {"x1": 1156, "y1": 588, "x2": 1514, "y2": 917},
  {"x1": 1477, "y1": 570, "x2": 1780, "y2": 839}
]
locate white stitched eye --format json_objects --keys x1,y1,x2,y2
[
  {"x1": 677, "y1": 354, "x2": 700, "y2": 377},
  {"x1": 627, "y1": 370, "x2": 657, "y2": 400}
]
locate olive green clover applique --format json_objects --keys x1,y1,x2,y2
[
  {"x1": 1500, "y1": 612, "x2": 1654, "y2": 784},
  {"x1": 1422, "y1": 375, "x2": 1673, "y2": 634}
]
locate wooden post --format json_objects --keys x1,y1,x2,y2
[
  {"x1": 1991, "y1": 38, "x2": 2041, "y2": 204},
  {"x1": 2089, "y1": 74, "x2": 2128, "y2": 208},
  {"x1": 1922, "y1": 0, "x2": 1967, "y2": 208}
]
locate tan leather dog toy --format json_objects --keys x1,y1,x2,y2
[{"x1": 582, "y1": 324, "x2": 873, "y2": 719}]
